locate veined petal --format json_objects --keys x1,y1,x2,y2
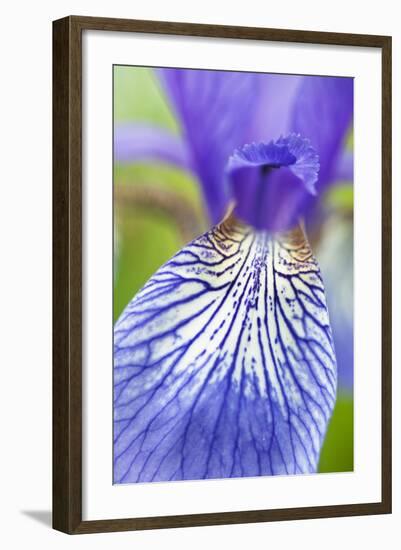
[
  {"x1": 114, "y1": 215, "x2": 337, "y2": 483},
  {"x1": 226, "y1": 135, "x2": 319, "y2": 231},
  {"x1": 291, "y1": 76, "x2": 353, "y2": 189},
  {"x1": 114, "y1": 123, "x2": 192, "y2": 170},
  {"x1": 157, "y1": 68, "x2": 258, "y2": 223}
]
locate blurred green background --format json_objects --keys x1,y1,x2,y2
[{"x1": 113, "y1": 65, "x2": 353, "y2": 475}]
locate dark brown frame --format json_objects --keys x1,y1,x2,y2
[{"x1": 53, "y1": 15, "x2": 392, "y2": 534}]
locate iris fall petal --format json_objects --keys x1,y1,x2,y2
[{"x1": 114, "y1": 215, "x2": 337, "y2": 482}]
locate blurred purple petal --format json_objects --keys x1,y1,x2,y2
[
  {"x1": 227, "y1": 135, "x2": 319, "y2": 231},
  {"x1": 334, "y1": 150, "x2": 354, "y2": 182},
  {"x1": 317, "y1": 216, "x2": 353, "y2": 390},
  {"x1": 158, "y1": 68, "x2": 258, "y2": 223},
  {"x1": 246, "y1": 74, "x2": 303, "y2": 143},
  {"x1": 291, "y1": 76, "x2": 353, "y2": 189},
  {"x1": 114, "y1": 123, "x2": 192, "y2": 171}
]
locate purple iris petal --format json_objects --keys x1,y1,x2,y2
[
  {"x1": 246, "y1": 74, "x2": 303, "y2": 143},
  {"x1": 114, "y1": 218, "x2": 337, "y2": 482},
  {"x1": 227, "y1": 135, "x2": 319, "y2": 231},
  {"x1": 334, "y1": 150, "x2": 354, "y2": 182},
  {"x1": 291, "y1": 76, "x2": 353, "y2": 189},
  {"x1": 317, "y1": 217, "x2": 353, "y2": 390},
  {"x1": 114, "y1": 123, "x2": 192, "y2": 170},
  {"x1": 245, "y1": 74, "x2": 352, "y2": 192},
  {"x1": 157, "y1": 68, "x2": 258, "y2": 223}
]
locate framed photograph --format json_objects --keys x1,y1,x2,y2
[{"x1": 53, "y1": 16, "x2": 392, "y2": 534}]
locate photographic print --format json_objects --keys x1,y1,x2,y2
[
  {"x1": 113, "y1": 66, "x2": 354, "y2": 484},
  {"x1": 53, "y1": 16, "x2": 391, "y2": 533}
]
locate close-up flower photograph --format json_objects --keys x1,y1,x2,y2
[
  {"x1": 2, "y1": 2, "x2": 397, "y2": 548},
  {"x1": 113, "y1": 66, "x2": 354, "y2": 483}
]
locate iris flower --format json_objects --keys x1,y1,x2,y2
[{"x1": 113, "y1": 69, "x2": 353, "y2": 483}]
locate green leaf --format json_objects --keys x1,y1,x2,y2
[
  {"x1": 325, "y1": 183, "x2": 354, "y2": 212},
  {"x1": 114, "y1": 209, "x2": 184, "y2": 322},
  {"x1": 318, "y1": 393, "x2": 354, "y2": 472},
  {"x1": 114, "y1": 66, "x2": 178, "y2": 131}
]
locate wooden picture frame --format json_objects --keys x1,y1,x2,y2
[{"x1": 53, "y1": 15, "x2": 392, "y2": 534}]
